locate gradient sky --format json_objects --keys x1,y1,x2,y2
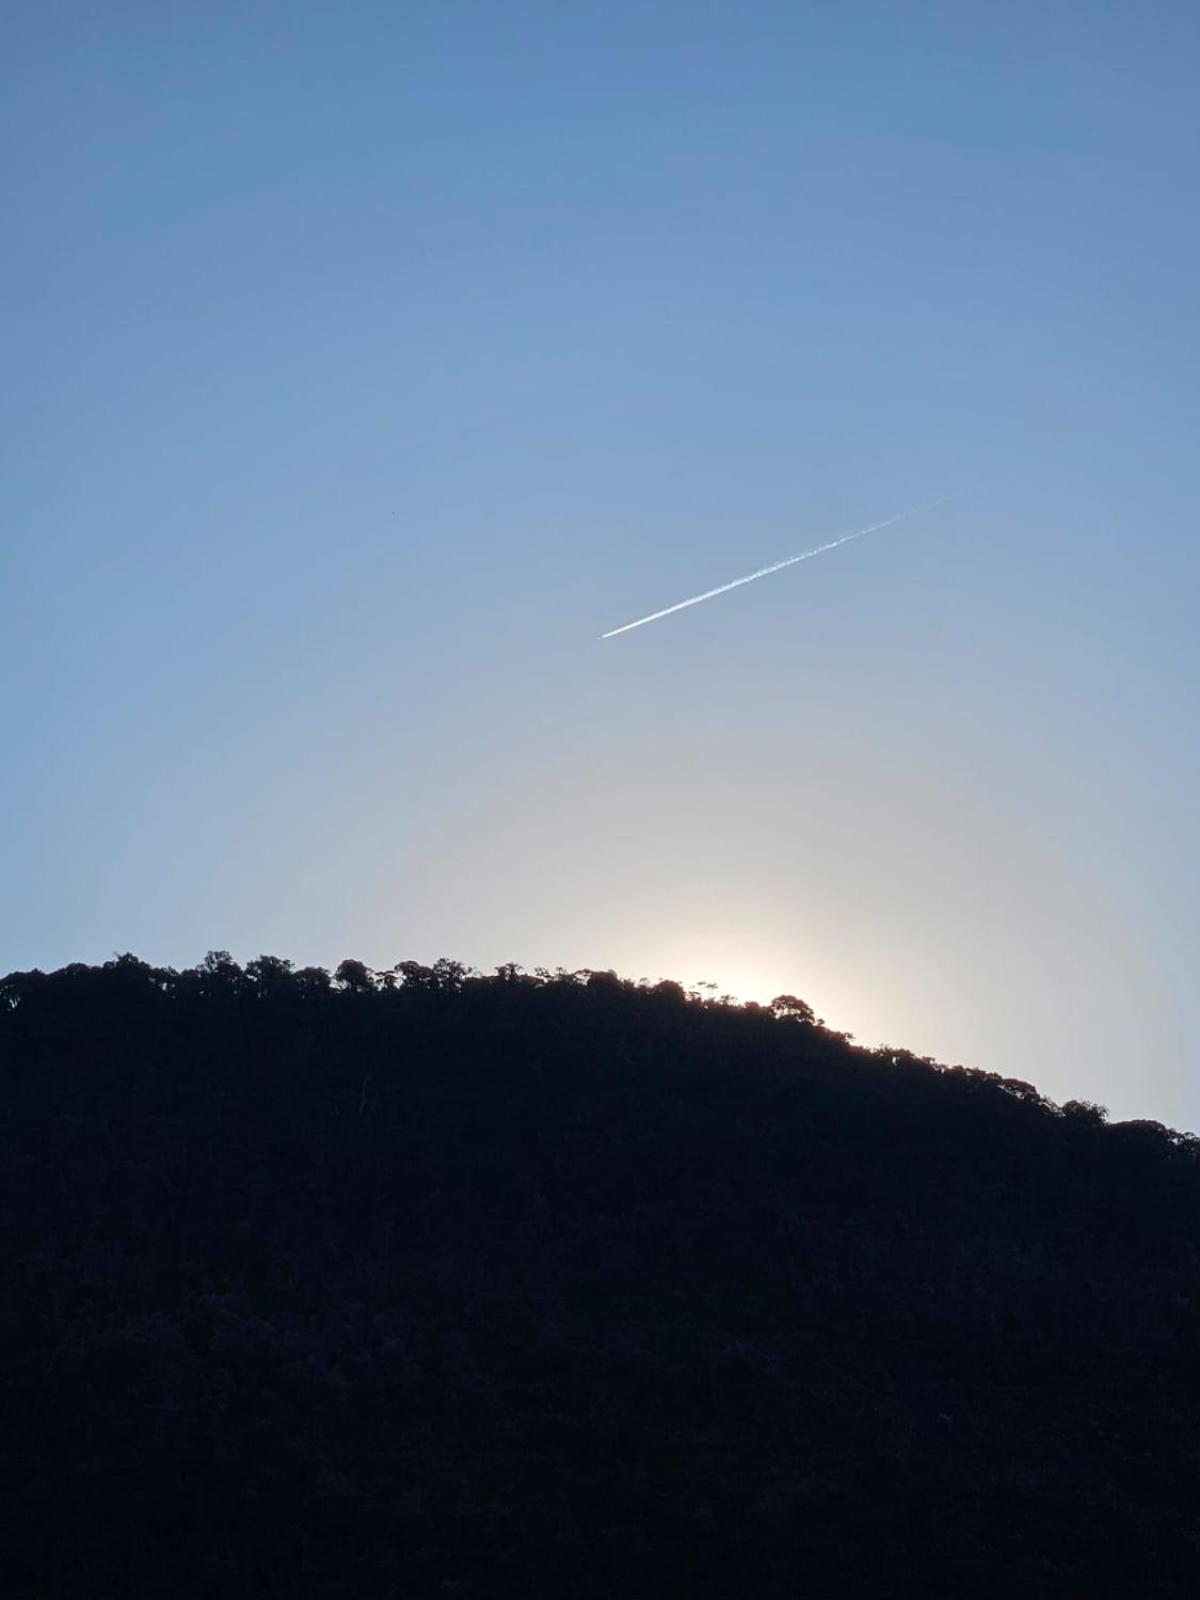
[{"x1": 4, "y1": 2, "x2": 1198, "y2": 1126}]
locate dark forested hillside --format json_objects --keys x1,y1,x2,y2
[{"x1": 3, "y1": 953, "x2": 1198, "y2": 1598}]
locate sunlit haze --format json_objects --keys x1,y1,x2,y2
[{"x1": 4, "y1": 2, "x2": 1197, "y2": 1126}]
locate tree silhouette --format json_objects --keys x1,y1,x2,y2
[
  {"x1": 1, "y1": 952, "x2": 1198, "y2": 1599},
  {"x1": 769, "y1": 992, "x2": 816, "y2": 1023}
]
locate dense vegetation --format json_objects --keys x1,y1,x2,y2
[{"x1": 3, "y1": 952, "x2": 1199, "y2": 1598}]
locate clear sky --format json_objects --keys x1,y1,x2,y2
[{"x1": 4, "y1": 2, "x2": 1198, "y2": 1126}]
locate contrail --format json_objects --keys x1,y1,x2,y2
[{"x1": 600, "y1": 498, "x2": 945, "y2": 639}]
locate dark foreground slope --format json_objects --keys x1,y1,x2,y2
[{"x1": 2, "y1": 954, "x2": 1199, "y2": 1599}]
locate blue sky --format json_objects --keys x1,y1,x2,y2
[{"x1": 4, "y1": 2, "x2": 1198, "y2": 1125}]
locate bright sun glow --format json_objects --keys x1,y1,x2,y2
[
  {"x1": 637, "y1": 937, "x2": 896, "y2": 1048},
  {"x1": 643, "y1": 940, "x2": 811, "y2": 1012}
]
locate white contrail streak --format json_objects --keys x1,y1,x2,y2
[{"x1": 600, "y1": 498, "x2": 945, "y2": 639}]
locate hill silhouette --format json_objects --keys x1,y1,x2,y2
[{"x1": 3, "y1": 953, "x2": 1198, "y2": 1598}]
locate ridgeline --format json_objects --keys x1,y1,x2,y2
[{"x1": 3, "y1": 954, "x2": 1198, "y2": 1597}]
